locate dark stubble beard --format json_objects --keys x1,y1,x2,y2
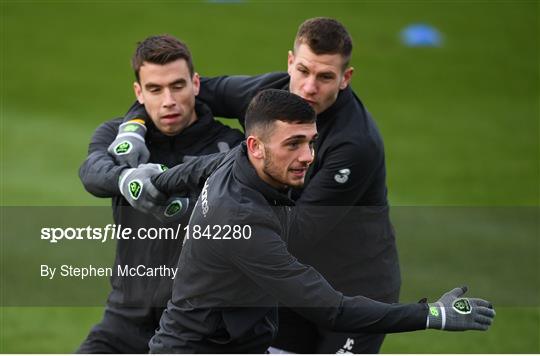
[
  {"x1": 262, "y1": 146, "x2": 283, "y2": 187},
  {"x1": 263, "y1": 147, "x2": 305, "y2": 189}
]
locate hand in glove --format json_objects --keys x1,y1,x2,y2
[
  {"x1": 108, "y1": 119, "x2": 150, "y2": 167},
  {"x1": 119, "y1": 163, "x2": 189, "y2": 222},
  {"x1": 427, "y1": 286, "x2": 495, "y2": 331}
]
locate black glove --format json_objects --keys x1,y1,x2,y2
[{"x1": 427, "y1": 286, "x2": 495, "y2": 331}]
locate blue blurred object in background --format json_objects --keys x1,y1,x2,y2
[{"x1": 401, "y1": 24, "x2": 442, "y2": 47}]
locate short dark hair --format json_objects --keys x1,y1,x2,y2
[
  {"x1": 245, "y1": 89, "x2": 316, "y2": 138},
  {"x1": 132, "y1": 35, "x2": 194, "y2": 82},
  {"x1": 294, "y1": 17, "x2": 353, "y2": 68}
]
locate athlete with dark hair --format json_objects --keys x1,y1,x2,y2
[
  {"x1": 77, "y1": 35, "x2": 243, "y2": 353},
  {"x1": 130, "y1": 89, "x2": 495, "y2": 353}
]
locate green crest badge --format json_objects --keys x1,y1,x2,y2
[
  {"x1": 452, "y1": 298, "x2": 472, "y2": 314},
  {"x1": 115, "y1": 141, "x2": 132, "y2": 155},
  {"x1": 165, "y1": 200, "x2": 183, "y2": 217},
  {"x1": 429, "y1": 306, "x2": 440, "y2": 317},
  {"x1": 160, "y1": 164, "x2": 168, "y2": 172},
  {"x1": 128, "y1": 180, "x2": 142, "y2": 200},
  {"x1": 123, "y1": 124, "x2": 140, "y2": 132}
]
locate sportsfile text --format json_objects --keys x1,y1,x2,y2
[
  {"x1": 40, "y1": 224, "x2": 184, "y2": 244},
  {"x1": 40, "y1": 224, "x2": 253, "y2": 244}
]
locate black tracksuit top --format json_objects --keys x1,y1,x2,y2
[
  {"x1": 148, "y1": 144, "x2": 427, "y2": 353},
  {"x1": 154, "y1": 72, "x2": 400, "y2": 299},
  {"x1": 79, "y1": 101, "x2": 244, "y2": 307}
]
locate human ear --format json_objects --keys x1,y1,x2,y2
[
  {"x1": 134, "y1": 82, "x2": 144, "y2": 104},
  {"x1": 192, "y1": 72, "x2": 201, "y2": 96},
  {"x1": 247, "y1": 136, "x2": 265, "y2": 159},
  {"x1": 339, "y1": 67, "x2": 354, "y2": 90}
]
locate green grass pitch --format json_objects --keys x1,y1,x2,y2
[{"x1": 1, "y1": 0, "x2": 538, "y2": 353}]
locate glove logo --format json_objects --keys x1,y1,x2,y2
[
  {"x1": 334, "y1": 168, "x2": 351, "y2": 184},
  {"x1": 128, "y1": 180, "x2": 143, "y2": 200},
  {"x1": 114, "y1": 141, "x2": 132, "y2": 155},
  {"x1": 429, "y1": 306, "x2": 440, "y2": 317},
  {"x1": 452, "y1": 298, "x2": 472, "y2": 314},
  {"x1": 165, "y1": 200, "x2": 183, "y2": 217}
]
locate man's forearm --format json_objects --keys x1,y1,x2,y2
[
  {"x1": 79, "y1": 150, "x2": 126, "y2": 197},
  {"x1": 331, "y1": 296, "x2": 428, "y2": 333},
  {"x1": 153, "y1": 150, "x2": 233, "y2": 195}
]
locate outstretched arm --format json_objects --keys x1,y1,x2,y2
[
  {"x1": 198, "y1": 72, "x2": 289, "y2": 124},
  {"x1": 229, "y1": 217, "x2": 494, "y2": 333},
  {"x1": 152, "y1": 148, "x2": 237, "y2": 195}
]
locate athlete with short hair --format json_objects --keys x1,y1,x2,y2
[
  {"x1": 77, "y1": 35, "x2": 243, "y2": 353},
  {"x1": 128, "y1": 89, "x2": 495, "y2": 353}
]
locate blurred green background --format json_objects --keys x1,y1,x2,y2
[{"x1": 1, "y1": 0, "x2": 538, "y2": 353}]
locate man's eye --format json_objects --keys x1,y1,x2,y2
[
  {"x1": 288, "y1": 142, "x2": 299, "y2": 149},
  {"x1": 297, "y1": 68, "x2": 308, "y2": 75},
  {"x1": 148, "y1": 88, "x2": 160, "y2": 93},
  {"x1": 172, "y1": 85, "x2": 185, "y2": 90}
]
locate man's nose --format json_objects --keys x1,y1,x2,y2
[
  {"x1": 162, "y1": 89, "x2": 176, "y2": 108},
  {"x1": 298, "y1": 144, "x2": 315, "y2": 165},
  {"x1": 302, "y1": 76, "x2": 317, "y2": 95}
]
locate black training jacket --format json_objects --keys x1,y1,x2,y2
[
  {"x1": 79, "y1": 101, "x2": 244, "y2": 307},
  {"x1": 144, "y1": 72, "x2": 400, "y2": 299},
  {"x1": 148, "y1": 144, "x2": 427, "y2": 353}
]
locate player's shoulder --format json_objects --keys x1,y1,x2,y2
[
  {"x1": 195, "y1": 172, "x2": 279, "y2": 235},
  {"x1": 214, "y1": 173, "x2": 279, "y2": 227},
  {"x1": 259, "y1": 71, "x2": 288, "y2": 81},
  {"x1": 241, "y1": 71, "x2": 289, "y2": 90},
  {"x1": 326, "y1": 90, "x2": 384, "y2": 149},
  {"x1": 323, "y1": 125, "x2": 383, "y2": 158},
  {"x1": 94, "y1": 117, "x2": 123, "y2": 133},
  {"x1": 320, "y1": 125, "x2": 384, "y2": 166},
  {"x1": 335, "y1": 89, "x2": 377, "y2": 126},
  {"x1": 209, "y1": 121, "x2": 244, "y2": 145}
]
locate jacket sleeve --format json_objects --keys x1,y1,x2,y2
[
  {"x1": 288, "y1": 141, "x2": 384, "y2": 247},
  {"x1": 152, "y1": 148, "x2": 237, "y2": 195},
  {"x1": 198, "y1": 72, "x2": 290, "y2": 125},
  {"x1": 228, "y1": 214, "x2": 427, "y2": 333},
  {"x1": 79, "y1": 119, "x2": 128, "y2": 197}
]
